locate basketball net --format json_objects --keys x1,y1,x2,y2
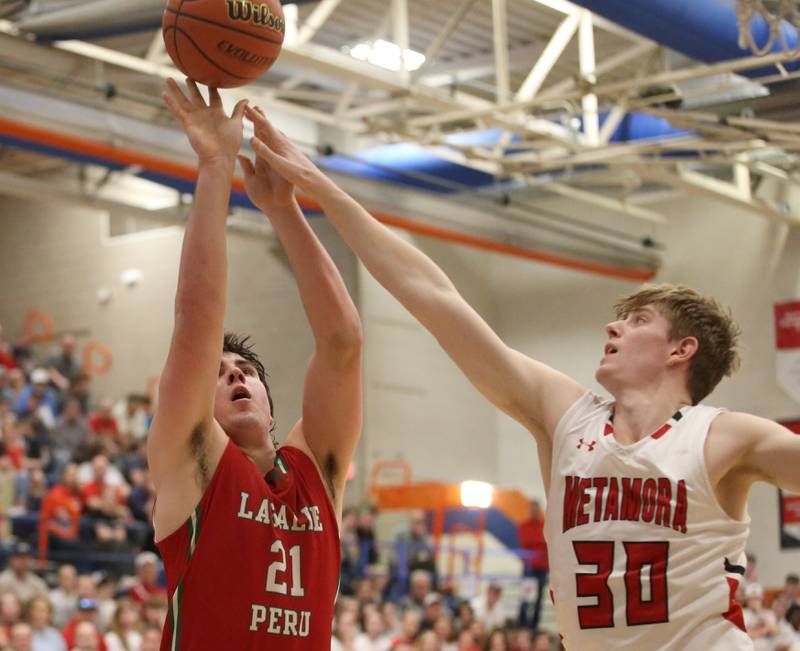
[{"x1": 736, "y1": 0, "x2": 800, "y2": 55}]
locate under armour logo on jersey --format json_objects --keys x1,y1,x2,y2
[{"x1": 577, "y1": 438, "x2": 596, "y2": 451}]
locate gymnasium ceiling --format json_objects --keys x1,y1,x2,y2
[{"x1": 0, "y1": 0, "x2": 799, "y2": 280}]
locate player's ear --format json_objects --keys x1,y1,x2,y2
[{"x1": 668, "y1": 336, "x2": 698, "y2": 365}]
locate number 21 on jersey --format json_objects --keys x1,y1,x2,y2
[{"x1": 266, "y1": 540, "x2": 305, "y2": 597}]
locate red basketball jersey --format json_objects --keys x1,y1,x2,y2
[{"x1": 157, "y1": 441, "x2": 340, "y2": 650}]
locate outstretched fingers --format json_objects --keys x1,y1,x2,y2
[
  {"x1": 237, "y1": 155, "x2": 255, "y2": 177},
  {"x1": 163, "y1": 78, "x2": 193, "y2": 115},
  {"x1": 232, "y1": 98, "x2": 249, "y2": 123},
  {"x1": 161, "y1": 90, "x2": 183, "y2": 121},
  {"x1": 245, "y1": 105, "x2": 283, "y2": 144},
  {"x1": 251, "y1": 137, "x2": 296, "y2": 180},
  {"x1": 208, "y1": 85, "x2": 224, "y2": 108},
  {"x1": 185, "y1": 79, "x2": 206, "y2": 106}
]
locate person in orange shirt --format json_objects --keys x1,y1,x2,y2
[
  {"x1": 517, "y1": 500, "x2": 548, "y2": 632},
  {"x1": 38, "y1": 463, "x2": 83, "y2": 566}
]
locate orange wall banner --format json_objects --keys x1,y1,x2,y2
[
  {"x1": 82, "y1": 341, "x2": 113, "y2": 375},
  {"x1": 23, "y1": 310, "x2": 54, "y2": 343}
]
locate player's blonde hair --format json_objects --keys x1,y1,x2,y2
[{"x1": 614, "y1": 283, "x2": 741, "y2": 404}]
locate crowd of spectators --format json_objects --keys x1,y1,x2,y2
[
  {"x1": 0, "y1": 324, "x2": 159, "y2": 650},
  {"x1": 3, "y1": 322, "x2": 800, "y2": 651},
  {"x1": 738, "y1": 556, "x2": 800, "y2": 651},
  {"x1": 333, "y1": 506, "x2": 559, "y2": 651}
]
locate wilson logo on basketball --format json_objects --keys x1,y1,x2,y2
[{"x1": 225, "y1": 0, "x2": 286, "y2": 34}]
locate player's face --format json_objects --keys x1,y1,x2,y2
[
  {"x1": 595, "y1": 305, "x2": 676, "y2": 394},
  {"x1": 214, "y1": 352, "x2": 273, "y2": 446}
]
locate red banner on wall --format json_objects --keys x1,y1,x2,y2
[{"x1": 775, "y1": 302, "x2": 800, "y2": 405}]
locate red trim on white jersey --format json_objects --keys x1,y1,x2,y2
[{"x1": 603, "y1": 408, "x2": 687, "y2": 440}]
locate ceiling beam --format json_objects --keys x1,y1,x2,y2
[
  {"x1": 539, "y1": 40, "x2": 657, "y2": 99},
  {"x1": 492, "y1": 0, "x2": 510, "y2": 103},
  {"x1": 410, "y1": 0, "x2": 480, "y2": 82},
  {"x1": 293, "y1": 0, "x2": 343, "y2": 47},
  {"x1": 514, "y1": 11, "x2": 580, "y2": 102},
  {"x1": 544, "y1": 181, "x2": 666, "y2": 224},
  {"x1": 634, "y1": 163, "x2": 799, "y2": 225},
  {"x1": 578, "y1": 9, "x2": 599, "y2": 146},
  {"x1": 416, "y1": 44, "x2": 541, "y2": 87},
  {"x1": 392, "y1": 0, "x2": 410, "y2": 85}
]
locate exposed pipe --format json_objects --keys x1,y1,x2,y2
[
  {"x1": 18, "y1": 0, "x2": 164, "y2": 38},
  {"x1": 0, "y1": 116, "x2": 656, "y2": 281},
  {"x1": 17, "y1": 0, "x2": 319, "y2": 40},
  {"x1": 566, "y1": 0, "x2": 800, "y2": 78}
]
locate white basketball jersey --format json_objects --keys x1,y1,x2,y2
[{"x1": 544, "y1": 392, "x2": 753, "y2": 651}]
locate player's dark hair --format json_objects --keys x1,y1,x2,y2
[{"x1": 223, "y1": 332, "x2": 274, "y2": 431}]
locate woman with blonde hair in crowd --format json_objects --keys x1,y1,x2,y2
[
  {"x1": 104, "y1": 598, "x2": 142, "y2": 651},
  {"x1": 332, "y1": 610, "x2": 360, "y2": 651},
  {"x1": 355, "y1": 607, "x2": 391, "y2": 651},
  {"x1": 26, "y1": 596, "x2": 66, "y2": 651}
]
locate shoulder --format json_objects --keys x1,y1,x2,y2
[
  {"x1": 552, "y1": 391, "x2": 610, "y2": 436},
  {"x1": 708, "y1": 411, "x2": 777, "y2": 445},
  {"x1": 705, "y1": 411, "x2": 762, "y2": 464}
]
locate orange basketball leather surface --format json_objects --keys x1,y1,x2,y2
[{"x1": 162, "y1": 0, "x2": 284, "y2": 88}]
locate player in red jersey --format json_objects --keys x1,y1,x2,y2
[{"x1": 149, "y1": 79, "x2": 363, "y2": 650}]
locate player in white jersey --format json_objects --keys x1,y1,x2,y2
[{"x1": 244, "y1": 112, "x2": 800, "y2": 651}]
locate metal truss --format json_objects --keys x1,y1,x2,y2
[{"x1": 0, "y1": 0, "x2": 799, "y2": 262}]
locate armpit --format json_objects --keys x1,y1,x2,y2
[
  {"x1": 189, "y1": 422, "x2": 211, "y2": 489},
  {"x1": 323, "y1": 453, "x2": 338, "y2": 502}
]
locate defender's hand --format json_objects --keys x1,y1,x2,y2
[
  {"x1": 238, "y1": 105, "x2": 296, "y2": 213},
  {"x1": 245, "y1": 105, "x2": 331, "y2": 198}
]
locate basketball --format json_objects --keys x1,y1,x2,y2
[{"x1": 162, "y1": 0, "x2": 285, "y2": 88}]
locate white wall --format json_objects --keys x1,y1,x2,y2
[{"x1": 358, "y1": 232, "x2": 500, "y2": 487}]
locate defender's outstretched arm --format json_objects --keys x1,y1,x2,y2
[
  {"x1": 239, "y1": 106, "x2": 362, "y2": 512},
  {"x1": 248, "y1": 111, "x2": 583, "y2": 439}
]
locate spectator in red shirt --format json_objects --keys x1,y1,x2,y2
[
  {"x1": 88, "y1": 400, "x2": 119, "y2": 454},
  {"x1": 517, "y1": 499, "x2": 548, "y2": 632},
  {"x1": 61, "y1": 598, "x2": 107, "y2": 651},
  {"x1": 127, "y1": 552, "x2": 167, "y2": 608},
  {"x1": 80, "y1": 455, "x2": 130, "y2": 550},
  {"x1": 0, "y1": 327, "x2": 16, "y2": 371},
  {"x1": 1, "y1": 418, "x2": 27, "y2": 471},
  {"x1": 39, "y1": 463, "x2": 83, "y2": 566}
]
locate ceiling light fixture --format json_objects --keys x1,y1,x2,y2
[{"x1": 347, "y1": 39, "x2": 426, "y2": 72}]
